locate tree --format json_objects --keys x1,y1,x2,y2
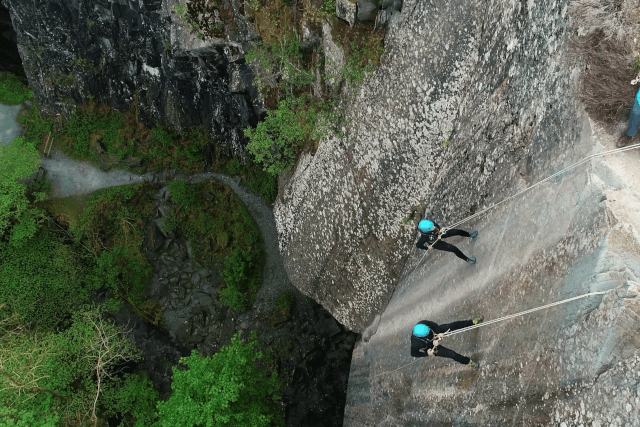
[
  {"x1": 0, "y1": 305, "x2": 143, "y2": 426},
  {"x1": 157, "y1": 333, "x2": 283, "y2": 427},
  {"x1": 0, "y1": 136, "x2": 44, "y2": 246}
]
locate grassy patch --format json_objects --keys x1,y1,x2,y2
[{"x1": 0, "y1": 71, "x2": 34, "y2": 105}]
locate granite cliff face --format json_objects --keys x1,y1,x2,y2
[
  {"x1": 1, "y1": 0, "x2": 263, "y2": 158},
  {"x1": 275, "y1": 0, "x2": 583, "y2": 332}
]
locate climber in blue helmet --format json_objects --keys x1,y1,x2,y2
[
  {"x1": 411, "y1": 317, "x2": 484, "y2": 367},
  {"x1": 416, "y1": 219, "x2": 478, "y2": 264}
]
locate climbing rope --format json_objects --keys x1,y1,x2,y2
[
  {"x1": 447, "y1": 143, "x2": 640, "y2": 230},
  {"x1": 350, "y1": 291, "x2": 606, "y2": 385},
  {"x1": 407, "y1": 143, "x2": 640, "y2": 273}
]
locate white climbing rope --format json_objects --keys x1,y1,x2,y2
[
  {"x1": 439, "y1": 291, "x2": 606, "y2": 338},
  {"x1": 447, "y1": 142, "x2": 640, "y2": 230},
  {"x1": 408, "y1": 143, "x2": 640, "y2": 273},
  {"x1": 351, "y1": 291, "x2": 607, "y2": 384}
]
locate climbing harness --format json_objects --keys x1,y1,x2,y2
[
  {"x1": 350, "y1": 291, "x2": 606, "y2": 385},
  {"x1": 409, "y1": 143, "x2": 640, "y2": 272},
  {"x1": 426, "y1": 228, "x2": 444, "y2": 250}
]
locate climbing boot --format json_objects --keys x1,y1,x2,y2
[
  {"x1": 469, "y1": 231, "x2": 478, "y2": 239},
  {"x1": 617, "y1": 134, "x2": 634, "y2": 148},
  {"x1": 472, "y1": 316, "x2": 484, "y2": 325},
  {"x1": 467, "y1": 257, "x2": 476, "y2": 264},
  {"x1": 468, "y1": 359, "x2": 478, "y2": 368}
]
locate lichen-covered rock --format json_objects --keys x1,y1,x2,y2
[
  {"x1": 337, "y1": 0, "x2": 357, "y2": 27},
  {"x1": 275, "y1": 0, "x2": 583, "y2": 332},
  {"x1": 356, "y1": 0, "x2": 379, "y2": 23},
  {"x1": 3, "y1": 0, "x2": 263, "y2": 158},
  {"x1": 322, "y1": 19, "x2": 346, "y2": 91}
]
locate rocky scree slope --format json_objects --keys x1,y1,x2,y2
[
  {"x1": 1, "y1": 0, "x2": 263, "y2": 158},
  {"x1": 275, "y1": 0, "x2": 583, "y2": 332}
]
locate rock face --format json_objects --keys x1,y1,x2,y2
[
  {"x1": 275, "y1": 0, "x2": 583, "y2": 332},
  {"x1": 340, "y1": 81, "x2": 640, "y2": 424},
  {"x1": 2, "y1": 0, "x2": 264, "y2": 158}
]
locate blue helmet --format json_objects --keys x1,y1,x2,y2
[
  {"x1": 418, "y1": 220, "x2": 435, "y2": 233},
  {"x1": 413, "y1": 323, "x2": 430, "y2": 337}
]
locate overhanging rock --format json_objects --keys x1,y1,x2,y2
[{"x1": 275, "y1": 0, "x2": 583, "y2": 332}]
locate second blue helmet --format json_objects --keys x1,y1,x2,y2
[{"x1": 418, "y1": 220, "x2": 435, "y2": 232}]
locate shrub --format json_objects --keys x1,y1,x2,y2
[
  {"x1": 244, "y1": 99, "x2": 305, "y2": 175},
  {"x1": 568, "y1": 0, "x2": 640, "y2": 124},
  {"x1": 275, "y1": 292, "x2": 294, "y2": 318},
  {"x1": 0, "y1": 136, "x2": 45, "y2": 246},
  {"x1": 152, "y1": 126, "x2": 175, "y2": 149},
  {"x1": 167, "y1": 179, "x2": 200, "y2": 210},
  {"x1": 0, "y1": 72, "x2": 33, "y2": 105},
  {"x1": 0, "y1": 228, "x2": 89, "y2": 329},
  {"x1": 220, "y1": 249, "x2": 261, "y2": 311},
  {"x1": 15, "y1": 100, "x2": 54, "y2": 149},
  {"x1": 160, "y1": 207, "x2": 181, "y2": 234},
  {"x1": 101, "y1": 371, "x2": 160, "y2": 427},
  {"x1": 156, "y1": 333, "x2": 283, "y2": 427},
  {"x1": 0, "y1": 407, "x2": 59, "y2": 427}
]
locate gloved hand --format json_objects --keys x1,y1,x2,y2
[{"x1": 427, "y1": 348, "x2": 436, "y2": 357}]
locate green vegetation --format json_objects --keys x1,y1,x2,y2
[
  {"x1": 0, "y1": 72, "x2": 33, "y2": 105},
  {"x1": 16, "y1": 97, "x2": 278, "y2": 204},
  {"x1": 162, "y1": 180, "x2": 264, "y2": 311},
  {"x1": 157, "y1": 333, "x2": 283, "y2": 427},
  {"x1": 244, "y1": 99, "x2": 306, "y2": 175},
  {"x1": 0, "y1": 136, "x2": 46, "y2": 246},
  {"x1": 242, "y1": 5, "x2": 385, "y2": 175},
  {"x1": 0, "y1": 228, "x2": 92, "y2": 330},
  {"x1": 101, "y1": 372, "x2": 160, "y2": 427},
  {"x1": 0, "y1": 305, "x2": 143, "y2": 426}
]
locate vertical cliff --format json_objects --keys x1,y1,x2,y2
[
  {"x1": 275, "y1": 0, "x2": 584, "y2": 332},
  {"x1": 2, "y1": 0, "x2": 263, "y2": 157}
]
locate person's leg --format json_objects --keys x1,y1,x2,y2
[
  {"x1": 437, "y1": 319, "x2": 474, "y2": 333},
  {"x1": 435, "y1": 346, "x2": 471, "y2": 365},
  {"x1": 627, "y1": 97, "x2": 640, "y2": 137},
  {"x1": 441, "y1": 229, "x2": 471, "y2": 239},
  {"x1": 433, "y1": 241, "x2": 469, "y2": 261}
]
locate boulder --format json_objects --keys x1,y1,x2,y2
[
  {"x1": 356, "y1": 0, "x2": 379, "y2": 23},
  {"x1": 336, "y1": 0, "x2": 357, "y2": 27},
  {"x1": 322, "y1": 20, "x2": 346, "y2": 91}
]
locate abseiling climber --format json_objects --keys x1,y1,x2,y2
[
  {"x1": 415, "y1": 220, "x2": 478, "y2": 264},
  {"x1": 411, "y1": 318, "x2": 483, "y2": 367}
]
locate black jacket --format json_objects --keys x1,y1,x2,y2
[
  {"x1": 415, "y1": 222, "x2": 441, "y2": 249},
  {"x1": 410, "y1": 320, "x2": 438, "y2": 357}
]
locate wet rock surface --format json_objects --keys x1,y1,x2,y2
[
  {"x1": 343, "y1": 108, "x2": 640, "y2": 425},
  {"x1": 3, "y1": 0, "x2": 264, "y2": 158}
]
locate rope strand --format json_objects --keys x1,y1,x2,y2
[
  {"x1": 405, "y1": 143, "x2": 640, "y2": 277},
  {"x1": 351, "y1": 291, "x2": 607, "y2": 385}
]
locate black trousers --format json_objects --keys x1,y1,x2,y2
[
  {"x1": 433, "y1": 320, "x2": 473, "y2": 364},
  {"x1": 433, "y1": 229, "x2": 471, "y2": 261}
]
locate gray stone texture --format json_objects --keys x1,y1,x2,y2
[
  {"x1": 3, "y1": 0, "x2": 264, "y2": 157},
  {"x1": 275, "y1": 0, "x2": 583, "y2": 333},
  {"x1": 336, "y1": 0, "x2": 357, "y2": 27}
]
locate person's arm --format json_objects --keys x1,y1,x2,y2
[{"x1": 416, "y1": 234, "x2": 429, "y2": 250}]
